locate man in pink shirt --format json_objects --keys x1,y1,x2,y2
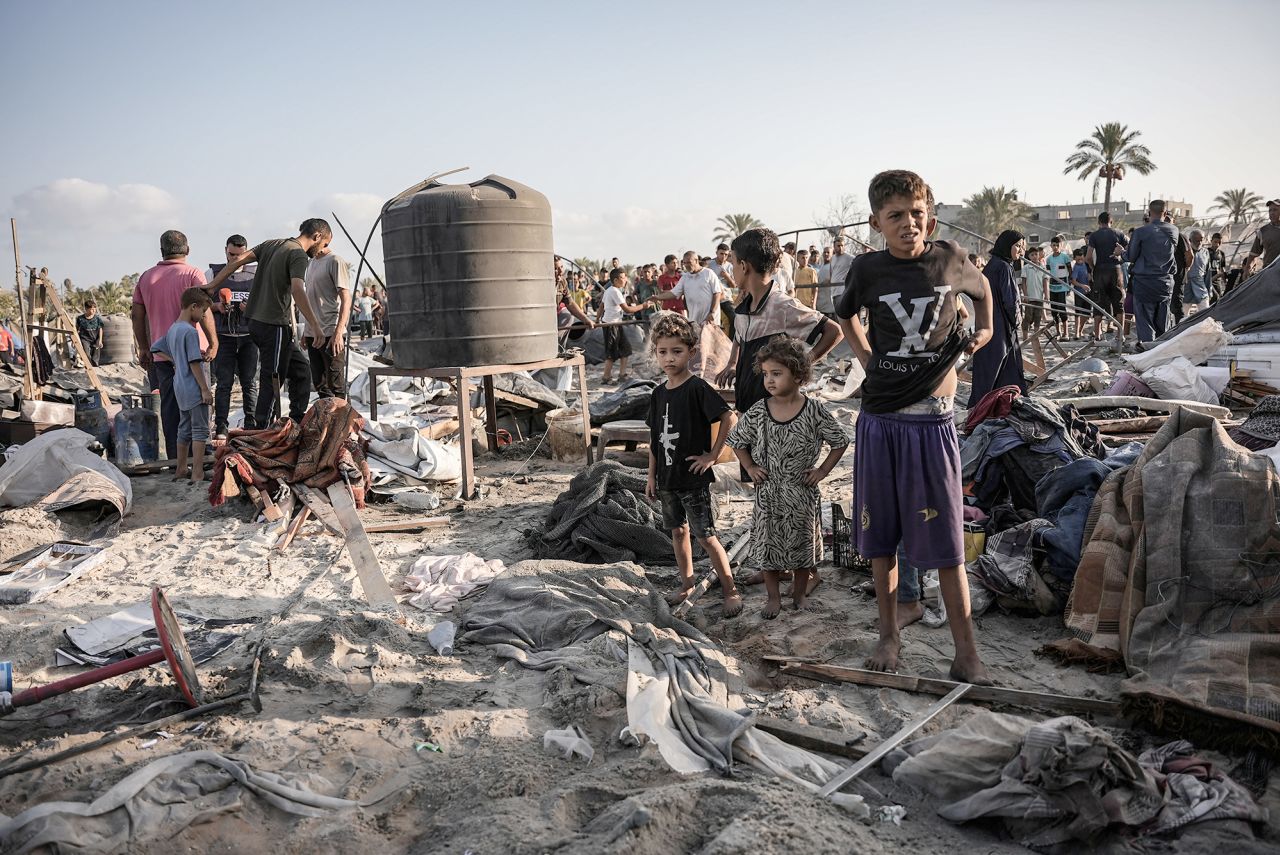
[{"x1": 132, "y1": 229, "x2": 218, "y2": 459}]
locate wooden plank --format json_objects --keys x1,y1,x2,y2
[
  {"x1": 326, "y1": 481, "x2": 397, "y2": 607},
  {"x1": 41, "y1": 283, "x2": 111, "y2": 407},
  {"x1": 10, "y1": 220, "x2": 37, "y2": 402},
  {"x1": 363, "y1": 516, "x2": 449, "y2": 533},
  {"x1": 817, "y1": 684, "x2": 971, "y2": 798},
  {"x1": 671, "y1": 573, "x2": 714, "y2": 618},
  {"x1": 754, "y1": 716, "x2": 868, "y2": 760},
  {"x1": 257, "y1": 486, "x2": 282, "y2": 521},
  {"x1": 482, "y1": 375, "x2": 499, "y2": 452},
  {"x1": 275, "y1": 506, "x2": 311, "y2": 551},
  {"x1": 455, "y1": 371, "x2": 476, "y2": 500},
  {"x1": 121, "y1": 458, "x2": 180, "y2": 476},
  {"x1": 767, "y1": 658, "x2": 1122, "y2": 717},
  {"x1": 292, "y1": 484, "x2": 343, "y2": 535}
]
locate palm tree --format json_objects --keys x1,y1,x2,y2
[
  {"x1": 956, "y1": 186, "x2": 1030, "y2": 239},
  {"x1": 1209, "y1": 188, "x2": 1264, "y2": 225},
  {"x1": 712, "y1": 213, "x2": 764, "y2": 244},
  {"x1": 1062, "y1": 122, "x2": 1156, "y2": 211},
  {"x1": 93, "y1": 279, "x2": 132, "y2": 314}
]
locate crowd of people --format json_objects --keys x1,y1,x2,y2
[{"x1": 122, "y1": 222, "x2": 390, "y2": 480}]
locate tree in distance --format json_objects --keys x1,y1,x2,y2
[{"x1": 1063, "y1": 122, "x2": 1156, "y2": 210}]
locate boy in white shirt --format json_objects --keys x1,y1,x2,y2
[{"x1": 598, "y1": 267, "x2": 649, "y2": 384}]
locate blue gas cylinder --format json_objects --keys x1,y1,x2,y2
[
  {"x1": 113, "y1": 394, "x2": 160, "y2": 464},
  {"x1": 74, "y1": 391, "x2": 113, "y2": 453}
]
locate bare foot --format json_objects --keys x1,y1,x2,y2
[
  {"x1": 896, "y1": 600, "x2": 925, "y2": 630},
  {"x1": 762, "y1": 595, "x2": 782, "y2": 620},
  {"x1": 949, "y1": 655, "x2": 993, "y2": 686},
  {"x1": 744, "y1": 569, "x2": 793, "y2": 586},
  {"x1": 665, "y1": 585, "x2": 694, "y2": 607},
  {"x1": 171, "y1": 472, "x2": 189, "y2": 482},
  {"x1": 806, "y1": 572, "x2": 822, "y2": 596},
  {"x1": 865, "y1": 636, "x2": 900, "y2": 672},
  {"x1": 722, "y1": 589, "x2": 744, "y2": 618},
  {"x1": 191, "y1": 474, "x2": 206, "y2": 484}
]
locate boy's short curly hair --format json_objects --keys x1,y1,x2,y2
[
  {"x1": 730, "y1": 227, "x2": 781, "y2": 277},
  {"x1": 868, "y1": 169, "x2": 935, "y2": 215},
  {"x1": 753, "y1": 335, "x2": 811, "y2": 384},
  {"x1": 649, "y1": 312, "x2": 697, "y2": 350}
]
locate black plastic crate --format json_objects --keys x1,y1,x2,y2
[{"x1": 831, "y1": 503, "x2": 872, "y2": 573}]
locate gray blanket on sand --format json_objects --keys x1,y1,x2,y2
[
  {"x1": 460, "y1": 560, "x2": 866, "y2": 812},
  {"x1": 0, "y1": 750, "x2": 364, "y2": 854},
  {"x1": 461, "y1": 560, "x2": 742, "y2": 773},
  {"x1": 532, "y1": 461, "x2": 674, "y2": 564}
]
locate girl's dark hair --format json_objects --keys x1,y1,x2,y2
[
  {"x1": 753, "y1": 335, "x2": 811, "y2": 384},
  {"x1": 649, "y1": 312, "x2": 697, "y2": 350},
  {"x1": 731, "y1": 227, "x2": 781, "y2": 276}
]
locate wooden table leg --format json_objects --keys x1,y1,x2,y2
[
  {"x1": 482, "y1": 374, "x2": 499, "y2": 452},
  {"x1": 576, "y1": 359, "x2": 593, "y2": 465},
  {"x1": 456, "y1": 371, "x2": 475, "y2": 499}
]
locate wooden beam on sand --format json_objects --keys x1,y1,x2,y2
[
  {"x1": 41, "y1": 282, "x2": 111, "y2": 407},
  {"x1": 753, "y1": 716, "x2": 868, "y2": 760},
  {"x1": 764, "y1": 657, "x2": 1122, "y2": 717},
  {"x1": 363, "y1": 516, "x2": 449, "y2": 533},
  {"x1": 292, "y1": 484, "x2": 343, "y2": 535},
  {"x1": 326, "y1": 481, "x2": 397, "y2": 607}
]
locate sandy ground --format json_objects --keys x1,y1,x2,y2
[{"x1": 1, "y1": 343, "x2": 1276, "y2": 853}]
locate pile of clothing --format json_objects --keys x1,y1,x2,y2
[
  {"x1": 208, "y1": 397, "x2": 372, "y2": 508},
  {"x1": 886, "y1": 711, "x2": 1267, "y2": 852},
  {"x1": 960, "y1": 387, "x2": 1118, "y2": 612},
  {"x1": 532, "y1": 460, "x2": 674, "y2": 564},
  {"x1": 1054, "y1": 407, "x2": 1280, "y2": 751}
]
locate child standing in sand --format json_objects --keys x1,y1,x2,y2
[
  {"x1": 151, "y1": 287, "x2": 215, "y2": 483},
  {"x1": 727, "y1": 337, "x2": 849, "y2": 619},
  {"x1": 645, "y1": 314, "x2": 743, "y2": 617},
  {"x1": 834, "y1": 169, "x2": 992, "y2": 684}
]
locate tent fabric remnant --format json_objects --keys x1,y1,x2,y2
[
  {"x1": 0, "y1": 428, "x2": 132, "y2": 514},
  {"x1": 208, "y1": 398, "x2": 372, "y2": 508},
  {"x1": 588, "y1": 379, "x2": 658, "y2": 426},
  {"x1": 0, "y1": 750, "x2": 359, "y2": 852},
  {"x1": 887, "y1": 711, "x2": 1267, "y2": 852},
  {"x1": 533, "y1": 460, "x2": 673, "y2": 564},
  {"x1": 1062, "y1": 407, "x2": 1280, "y2": 744},
  {"x1": 0, "y1": 542, "x2": 109, "y2": 606},
  {"x1": 402, "y1": 553, "x2": 506, "y2": 612},
  {"x1": 460, "y1": 559, "x2": 867, "y2": 814},
  {"x1": 1156, "y1": 255, "x2": 1280, "y2": 341}
]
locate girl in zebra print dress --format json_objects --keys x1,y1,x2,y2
[{"x1": 727, "y1": 337, "x2": 850, "y2": 619}]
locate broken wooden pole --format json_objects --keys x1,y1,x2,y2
[
  {"x1": 276, "y1": 507, "x2": 312, "y2": 551},
  {"x1": 363, "y1": 516, "x2": 449, "y2": 533},
  {"x1": 326, "y1": 482, "x2": 397, "y2": 607},
  {"x1": 766, "y1": 657, "x2": 1122, "y2": 717},
  {"x1": 672, "y1": 573, "x2": 715, "y2": 618},
  {"x1": 753, "y1": 716, "x2": 868, "y2": 760}
]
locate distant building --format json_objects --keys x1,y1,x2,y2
[{"x1": 934, "y1": 197, "x2": 1194, "y2": 251}]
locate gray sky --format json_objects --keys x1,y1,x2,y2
[{"x1": 4, "y1": 0, "x2": 1277, "y2": 288}]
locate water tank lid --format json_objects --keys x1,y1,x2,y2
[{"x1": 386, "y1": 174, "x2": 537, "y2": 209}]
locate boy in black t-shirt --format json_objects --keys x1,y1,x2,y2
[
  {"x1": 646, "y1": 314, "x2": 742, "y2": 617},
  {"x1": 835, "y1": 169, "x2": 993, "y2": 685}
]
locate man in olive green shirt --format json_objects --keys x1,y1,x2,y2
[{"x1": 206, "y1": 218, "x2": 329, "y2": 426}]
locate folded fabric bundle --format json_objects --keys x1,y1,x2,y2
[
  {"x1": 209, "y1": 398, "x2": 372, "y2": 508},
  {"x1": 534, "y1": 460, "x2": 673, "y2": 564},
  {"x1": 402, "y1": 552, "x2": 506, "y2": 612}
]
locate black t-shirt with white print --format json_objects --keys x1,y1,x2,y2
[
  {"x1": 836, "y1": 240, "x2": 985, "y2": 414},
  {"x1": 647, "y1": 374, "x2": 730, "y2": 490}
]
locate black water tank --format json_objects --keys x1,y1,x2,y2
[
  {"x1": 381, "y1": 175, "x2": 558, "y2": 369},
  {"x1": 99, "y1": 315, "x2": 135, "y2": 364}
]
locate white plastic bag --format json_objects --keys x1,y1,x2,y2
[
  {"x1": 1124, "y1": 318, "x2": 1230, "y2": 373},
  {"x1": 1140, "y1": 357, "x2": 1220, "y2": 405},
  {"x1": 544, "y1": 726, "x2": 594, "y2": 762}
]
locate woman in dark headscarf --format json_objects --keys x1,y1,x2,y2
[{"x1": 967, "y1": 229, "x2": 1028, "y2": 408}]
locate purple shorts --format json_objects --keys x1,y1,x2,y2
[{"x1": 853, "y1": 410, "x2": 965, "y2": 569}]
